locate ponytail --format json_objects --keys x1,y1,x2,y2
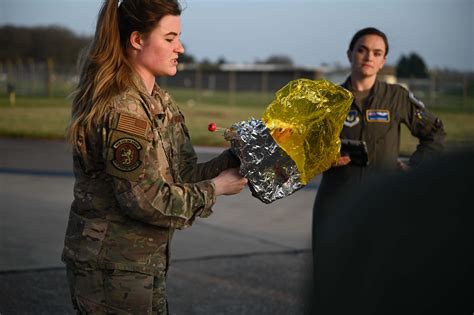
[
  {"x1": 67, "y1": 0, "x2": 182, "y2": 149},
  {"x1": 67, "y1": 0, "x2": 135, "y2": 148}
]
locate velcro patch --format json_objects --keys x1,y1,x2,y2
[
  {"x1": 366, "y1": 110, "x2": 390, "y2": 123},
  {"x1": 409, "y1": 91, "x2": 425, "y2": 109},
  {"x1": 106, "y1": 130, "x2": 149, "y2": 181},
  {"x1": 344, "y1": 110, "x2": 360, "y2": 127},
  {"x1": 117, "y1": 113, "x2": 150, "y2": 139},
  {"x1": 111, "y1": 138, "x2": 142, "y2": 172}
]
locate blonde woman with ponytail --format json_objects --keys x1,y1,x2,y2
[{"x1": 62, "y1": 1, "x2": 247, "y2": 313}]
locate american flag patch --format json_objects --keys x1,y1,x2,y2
[
  {"x1": 366, "y1": 110, "x2": 390, "y2": 123},
  {"x1": 116, "y1": 114, "x2": 149, "y2": 138}
]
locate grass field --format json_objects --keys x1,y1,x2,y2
[{"x1": 1, "y1": 90, "x2": 473, "y2": 154}]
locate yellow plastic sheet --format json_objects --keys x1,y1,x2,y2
[{"x1": 262, "y1": 78, "x2": 353, "y2": 184}]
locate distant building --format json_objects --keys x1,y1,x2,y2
[
  {"x1": 321, "y1": 65, "x2": 397, "y2": 85},
  {"x1": 162, "y1": 63, "x2": 399, "y2": 93},
  {"x1": 165, "y1": 63, "x2": 321, "y2": 93}
]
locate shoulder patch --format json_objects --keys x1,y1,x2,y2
[
  {"x1": 105, "y1": 130, "x2": 149, "y2": 181},
  {"x1": 116, "y1": 113, "x2": 150, "y2": 139},
  {"x1": 396, "y1": 83, "x2": 425, "y2": 109},
  {"x1": 408, "y1": 91, "x2": 425, "y2": 109},
  {"x1": 111, "y1": 138, "x2": 142, "y2": 172},
  {"x1": 395, "y1": 82, "x2": 409, "y2": 90},
  {"x1": 344, "y1": 110, "x2": 360, "y2": 127}
]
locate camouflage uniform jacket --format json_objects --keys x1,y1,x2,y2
[{"x1": 62, "y1": 79, "x2": 238, "y2": 276}]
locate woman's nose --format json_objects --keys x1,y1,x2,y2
[{"x1": 176, "y1": 41, "x2": 185, "y2": 54}]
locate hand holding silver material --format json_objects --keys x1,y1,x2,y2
[
  {"x1": 228, "y1": 118, "x2": 303, "y2": 204},
  {"x1": 218, "y1": 79, "x2": 353, "y2": 203}
]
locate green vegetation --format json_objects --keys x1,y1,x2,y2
[
  {"x1": 396, "y1": 53, "x2": 429, "y2": 79},
  {"x1": 168, "y1": 87, "x2": 275, "y2": 109},
  {"x1": 425, "y1": 94, "x2": 474, "y2": 113},
  {"x1": 400, "y1": 111, "x2": 474, "y2": 155},
  {"x1": 1, "y1": 91, "x2": 473, "y2": 154},
  {"x1": 0, "y1": 106, "x2": 70, "y2": 138},
  {"x1": 0, "y1": 25, "x2": 90, "y2": 64}
]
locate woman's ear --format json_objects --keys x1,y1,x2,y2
[
  {"x1": 129, "y1": 31, "x2": 143, "y2": 50},
  {"x1": 346, "y1": 50, "x2": 352, "y2": 63}
]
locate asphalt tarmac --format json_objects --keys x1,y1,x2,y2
[{"x1": 0, "y1": 138, "x2": 319, "y2": 314}]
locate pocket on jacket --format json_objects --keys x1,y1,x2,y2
[{"x1": 63, "y1": 212, "x2": 108, "y2": 263}]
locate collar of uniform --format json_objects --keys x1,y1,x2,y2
[
  {"x1": 130, "y1": 73, "x2": 149, "y2": 95},
  {"x1": 151, "y1": 84, "x2": 171, "y2": 117},
  {"x1": 150, "y1": 84, "x2": 158, "y2": 98},
  {"x1": 151, "y1": 84, "x2": 168, "y2": 105},
  {"x1": 343, "y1": 76, "x2": 381, "y2": 93},
  {"x1": 371, "y1": 79, "x2": 382, "y2": 96},
  {"x1": 130, "y1": 72, "x2": 169, "y2": 101},
  {"x1": 341, "y1": 76, "x2": 350, "y2": 89},
  {"x1": 128, "y1": 73, "x2": 167, "y2": 117},
  {"x1": 343, "y1": 76, "x2": 382, "y2": 112},
  {"x1": 342, "y1": 76, "x2": 363, "y2": 112},
  {"x1": 366, "y1": 79, "x2": 384, "y2": 111}
]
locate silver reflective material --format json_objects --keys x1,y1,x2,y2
[{"x1": 227, "y1": 118, "x2": 303, "y2": 204}]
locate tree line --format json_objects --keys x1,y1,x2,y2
[
  {"x1": 1, "y1": 25, "x2": 431, "y2": 79},
  {"x1": 396, "y1": 53, "x2": 429, "y2": 78},
  {"x1": 0, "y1": 25, "x2": 91, "y2": 65},
  {"x1": 0, "y1": 25, "x2": 296, "y2": 67}
]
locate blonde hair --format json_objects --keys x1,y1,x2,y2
[{"x1": 67, "y1": 0, "x2": 182, "y2": 148}]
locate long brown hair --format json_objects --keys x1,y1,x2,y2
[{"x1": 67, "y1": 0, "x2": 181, "y2": 148}]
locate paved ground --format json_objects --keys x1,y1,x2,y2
[{"x1": 0, "y1": 138, "x2": 319, "y2": 314}]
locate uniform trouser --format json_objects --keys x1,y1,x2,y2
[{"x1": 66, "y1": 266, "x2": 168, "y2": 315}]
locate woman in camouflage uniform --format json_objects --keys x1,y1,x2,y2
[{"x1": 62, "y1": 1, "x2": 248, "y2": 313}]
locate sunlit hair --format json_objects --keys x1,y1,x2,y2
[
  {"x1": 67, "y1": 0, "x2": 181, "y2": 148},
  {"x1": 348, "y1": 27, "x2": 389, "y2": 57}
]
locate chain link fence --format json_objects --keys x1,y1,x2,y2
[{"x1": 1, "y1": 59, "x2": 472, "y2": 110}]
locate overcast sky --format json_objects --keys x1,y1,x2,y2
[{"x1": 1, "y1": 0, "x2": 473, "y2": 71}]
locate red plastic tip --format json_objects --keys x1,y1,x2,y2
[{"x1": 208, "y1": 123, "x2": 217, "y2": 132}]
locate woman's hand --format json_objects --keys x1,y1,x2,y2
[
  {"x1": 212, "y1": 168, "x2": 248, "y2": 196},
  {"x1": 332, "y1": 155, "x2": 351, "y2": 168},
  {"x1": 397, "y1": 159, "x2": 411, "y2": 172}
]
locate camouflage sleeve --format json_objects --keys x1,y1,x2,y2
[
  {"x1": 178, "y1": 124, "x2": 240, "y2": 183},
  {"x1": 399, "y1": 88, "x2": 446, "y2": 167},
  {"x1": 104, "y1": 110, "x2": 216, "y2": 229},
  {"x1": 112, "y1": 176, "x2": 216, "y2": 229}
]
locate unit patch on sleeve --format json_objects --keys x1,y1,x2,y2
[
  {"x1": 111, "y1": 138, "x2": 142, "y2": 172},
  {"x1": 409, "y1": 91, "x2": 425, "y2": 109},
  {"x1": 344, "y1": 110, "x2": 360, "y2": 127},
  {"x1": 105, "y1": 129, "x2": 149, "y2": 181},
  {"x1": 366, "y1": 110, "x2": 390, "y2": 123}
]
